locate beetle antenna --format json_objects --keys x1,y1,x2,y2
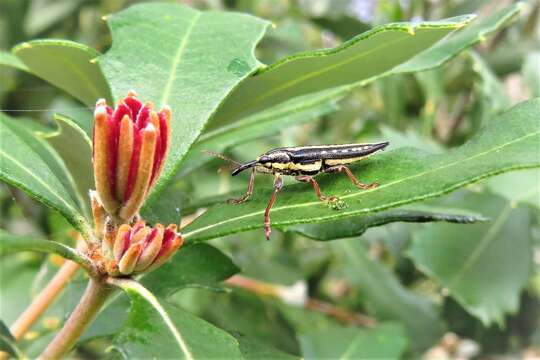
[{"x1": 201, "y1": 150, "x2": 243, "y2": 166}]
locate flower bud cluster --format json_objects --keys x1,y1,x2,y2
[
  {"x1": 93, "y1": 91, "x2": 170, "y2": 222},
  {"x1": 103, "y1": 220, "x2": 182, "y2": 276},
  {"x1": 89, "y1": 91, "x2": 182, "y2": 277}
]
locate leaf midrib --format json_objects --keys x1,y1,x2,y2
[
  {"x1": 184, "y1": 130, "x2": 539, "y2": 238},
  {"x1": 253, "y1": 34, "x2": 410, "y2": 104},
  {"x1": 338, "y1": 334, "x2": 363, "y2": 360},
  {"x1": 160, "y1": 12, "x2": 202, "y2": 105},
  {"x1": 123, "y1": 281, "x2": 194, "y2": 360}
]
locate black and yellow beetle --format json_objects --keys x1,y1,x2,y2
[{"x1": 207, "y1": 142, "x2": 389, "y2": 240}]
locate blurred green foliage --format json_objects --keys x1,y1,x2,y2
[{"x1": 1, "y1": 0, "x2": 539, "y2": 359}]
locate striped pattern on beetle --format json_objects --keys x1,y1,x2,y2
[
  {"x1": 232, "y1": 142, "x2": 388, "y2": 177},
  {"x1": 209, "y1": 142, "x2": 389, "y2": 240}
]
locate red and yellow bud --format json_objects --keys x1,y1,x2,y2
[
  {"x1": 92, "y1": 91, "x2": 171, "y2": 222},
  {"x1": 105, "y1": 221, "x2": 183, "y2": 276}
]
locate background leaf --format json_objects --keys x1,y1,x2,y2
[
  {"x1": 183, "y1": 98, "x2": 540, "y2": 242},
  {"x1": 141, "y1": 243, "x2": 240, "y2": 297},
  {"x1": 299, "y1": 322, "x2": 407, "y2": 360},
  {"x1": 43, "y1": 114, "x2": 93, "y2": 211},
  {"x1": 0, "y1": 113, "x2": 91, "y2": 237},
  {"x1": 332, "y1": 239, "x2": 443, "y2": 351},
  {"x1": 231, "y1": 333, "x2": 299, "y2": 360},
  {"x1": 407, "y1": 192, "x2": 533, "y2": 326},
  {"x1": 486, "y1": 169, "x2": 540, "y2": 209},
  {"x1": 98, "y1": 3, "x2": 270, "y2": 203},
  {"x1": 0, "y1": 231, "x2": 93, "y2": 272},
  {"x1": 394, "y1": 3, "x2": 521, "y2": 73},
  {"x1": 0, "y1": 319, "x2": 23, "y2": 358},
  {"x1": 0, "y1": 51, "x2": 28, "y2": 72},
  {"x1": 12, "y1": 39, "x2": 112, "y2": 105},
  {"x1": 212, "y1": 15, "x2": 475, "y2": 125}
]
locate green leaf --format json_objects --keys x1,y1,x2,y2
[
  {"x1": 212, "y1": 15, "x2": 475, "y2": 125},
  {"x1": 98, "y1": 3, "x2": 270, "y2": 203},
  {"x1": 333, "y1": 240, "x2": 443, "y2": 351},
  {"x1": 231, "y1": 333, "x2": 300, "y2": 360},
  {"x1": 23, "y1": 0, "x2": 83, "y2": 35},
  {"x1": 287, "y1": 206, "x2": 489, "y2": 241},
  {"x1": 0, "y1": 231, "x2": 94, "y2": 273},
  {"x1": 183, "y1": 98, "x2": 540, "y2": 242},
  {"x1": 43, "y1": 114, "x2": 93, "y2": 212},
  {"x1": 0, "y1": 114, "x2": 92, "y2": 238},
  {"x1": 12, "y1": 39, "x2": 112, "y2": 105},
  {"x1": 299, "y1": 323, "x2": 408, "y2": 360},
  {"x1": 179, "y1": 88, "x2": 343, "y2": 176},
  {"x1": 197, "y1": 289, "x2": 301, "y2": 354},
  {"x1": 0, "y1": 319, "x2": 23, "y2": 359},
  {"x1": 141, "y1": 243, "x2": 240, "y2": 297},
  {"x1": 486, "y1": 169, "x2": 540, "y2": 209},
  {"x1": 82, "y1": 243, "x2": 238, "y2": 341},
  {"x1": 140, "y1": 182, "x2": 184, "y2": 226},
  {"x1": 407, "y1": 192, "x2": 532, "y2": 326},
  {"x1": 0, "y1": 50, "x2": 29, "y2": 71},
  {"x1": 110, "y1": 279, "x2": 243, "y2": 359},
  {"x1": 470, "y1": 50, "x2": 511, "y2": 118},
  {"x1": 394, "y1": 3, "x2": 522, "y2": 73}
]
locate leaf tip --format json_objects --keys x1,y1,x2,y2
[{"x1": 19, "y1": 42, "x2": 32, "y2": 50}]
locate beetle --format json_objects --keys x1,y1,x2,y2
[{"x1": 206, "y1": 142, "x2": 389, "y2": 240}]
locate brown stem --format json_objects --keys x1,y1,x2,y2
[
  {"x1": 225, "y1": 275, "x2": 376, "y2": 328},
  {"x1": 39, "y1": 278, "x2": 114, "y2": 359},
  {"x1": 10, "y1": 260, "x2": 80, "y2": 340},
  {"x1": 226, "y1": 275, "x2": 280, "y2": 298},
  {"x1": 306, "y1": 299, "x2": 376, "y2": 328}
]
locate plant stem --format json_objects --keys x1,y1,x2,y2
[
  {"x1": 39, "y1": 278, "x2": 114, "y2": 359},
  {"x1": 225, "y1": 275, "x2": 376, "y2": 327},
  {"x1": 10, "y1": 260, "x2": 80, "y2": 340}
]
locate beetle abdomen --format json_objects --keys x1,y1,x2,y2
[{"x1": 285, "y1": 142, "x2": 389, "y2": 163}]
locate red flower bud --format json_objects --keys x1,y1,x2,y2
[
  {"x1": 106, "y1": 221, "x2": 183, "y2": 276},
  {"x1": 93, "y1": 91, "x2": 171, "y2": 221}
]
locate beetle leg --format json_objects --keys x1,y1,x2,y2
[
  {"x1": 295, "y1": 175, "x2": 337, "y2": 202},
  {"x1": 323, "y1": 165, "x2": 378, "y2": 189},
  {"x1": 264, "y1": 175, "x2": 283, "y2": 240},
  {"x1": 228, "y1": 168, "x2": 256, "y2": 204}
]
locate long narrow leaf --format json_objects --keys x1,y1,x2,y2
[{"x1": 183, "y1": 98, "x2": 540, "y2": 242}]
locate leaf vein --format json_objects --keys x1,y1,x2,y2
[
  {"x1": 160, "y1": 12, "x2": 202, "y2": 105},
  {"x1": 448, "y1": 204, "x2": 513, "y2": 288}
]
